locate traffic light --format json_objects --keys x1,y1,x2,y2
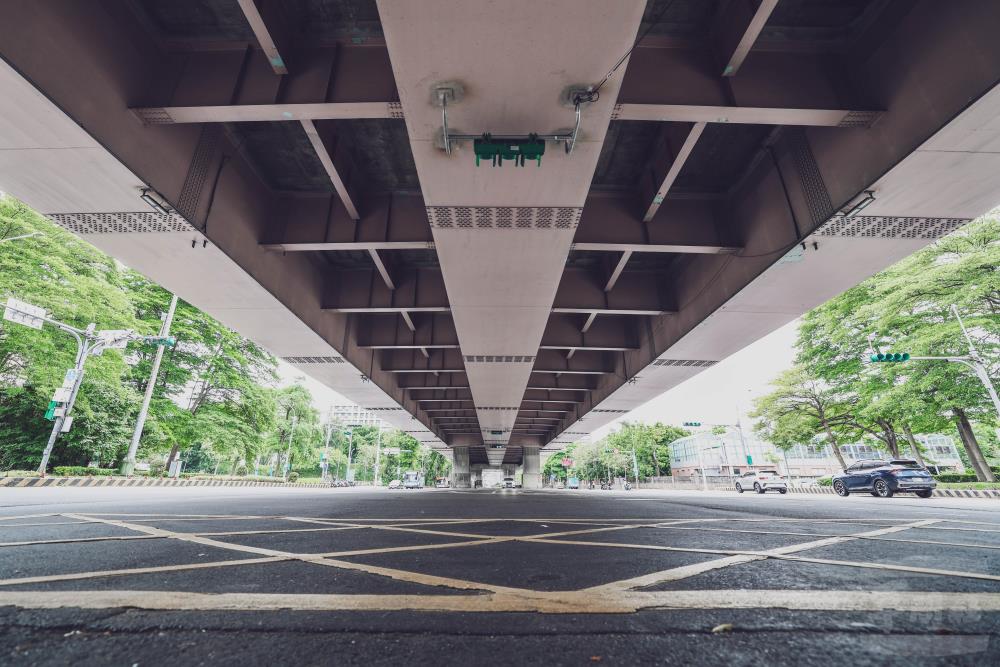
[
  {"x1": 683, "y1": 421, "x2": 702, "y2": 427},
  {"x1": 870, "y1": 352, "x2": 910, "y2": 363},
  {"x1": 145, "y1": 336, "x2": 176, "y2": 348}
]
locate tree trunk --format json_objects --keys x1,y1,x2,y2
[
  {"x1": 954, "y1": 408, "x2": 996, "y2": 482},
  {"x1": 822, "y1": 419, "x2": 848, "y2": 470},
  {"x1": 878, "y1": 420, "x2": 901, "y2": 458},
  {"x1": 902, "y1": 424, "x2": 926, "y2": 467},
  {"x1": 165, "y1": 443, "x2": 179, "y2": 471},
  {"x1": 651, "y1": 447, "x2": 661, "y2": 477}
]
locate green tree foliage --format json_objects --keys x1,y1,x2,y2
[
  {"x1": 755, "y1": 214, "x2": 999, "y2": 480},
  {"x1": 544, "y1": 422, "x2": 687, "y2": 483}
]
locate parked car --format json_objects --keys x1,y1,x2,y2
[
  {"x1": 502, "y1": 476, "x2": 515, "y2": 488},
  {"x1": 387, "y1": 479, "x2": 402, "y2": 489},
  {"x1": 566, "y1": 477, "x2": 580, "y2": 490},
  {"x1": 832, "y1": 459, "x2": 936, "y2": 498},
  {"x1": 735, "y1": 470, "x2": 788, "y2": 494},
  {"x1": 402, "y1": 471, "x2": 424, "y2": 489},
  {"x1": 434, "y1": 477, "x2": 450, "y2": 488}
]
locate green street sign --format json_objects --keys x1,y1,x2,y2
[
  {"x1": 44, "y1": 400, "x2": 58, "y2": 421},
  {"x1": 746, "y1": 455, "x2": 753, "y2": 465}
]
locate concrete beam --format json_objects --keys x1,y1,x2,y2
[
  {"x1": 615, "y1": 104, "x2": 879, "y2": 127},
  {"x1": 713, "y1": 0, "x2": 780, "y2": 77},
  {"x1": 236, "y1": 0, "x2": 288, "y2": 75},
  {"x1": 642, "y1": 122, "x2": 706, "y2": 222},
  {"x1": 301, "y1": 119, "x2": 360, "y2": 221}
]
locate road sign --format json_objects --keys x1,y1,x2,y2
[
  {"x1": 51, "y1": 387, "x2": 71, "y2": 403},
  {"x1": 62, "y1": 369, "x2": 78, "y2": 389},
  {"x1": 383, "y1": 447, "x2": 401, "y2": 455},
  {"x1": 746, "y1": 455, "x2": 753, "y2": 465},
  {"x1": 3, "y1": 297, "x2": 45, "y2": 329},
  {"x1": 561, "y1": 457, "x2": 573, "y2": 467},
  {"x1": 97, "y1": 329, "x2": 133, "y2": 349},
  {"x1": 60, "y1": 416, "x2": 73, "y2": 433},
  {"x1": 44, "y1": 401, "x2": 58, "y2": 420}
]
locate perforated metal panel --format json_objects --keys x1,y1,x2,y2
[
  {"x1": 788, "y1": 128, "x2": 834, "y2": 228},
  {"x1": 477, "y1": 406, "x2": 519, "y2": 411},
  {"x1": 591, "y1": 409, "x2": 627, "y2": 414},
  {"x1": 281, "y1": 356, "x2": 345, "y2": 364},
  {"x1": 426, "y1": 206, "x2": 582, "y2": 230},
  {"x1": 464, "y1": 355, "x2": 535, "y2": 363},
  {"x1": 652, "y1": 358, "x2": 718, "y2": 368},
  {"x1": 815, "y1": 216, "x2": 969, "y2": 239},
  {"x1": 47, "y1": 212, "x2": 192, "y2": 234}
]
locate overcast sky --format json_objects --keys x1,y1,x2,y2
[{"x1": 280, "y1": 319, "x2": 801, "y2": 436}]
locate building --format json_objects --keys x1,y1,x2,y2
[
  {"x1": 670, "y1": 430, "x2": 966, "y2": 480},
  {"x1": 329, "y1": 405, "x2": 386, "y2": 429}
]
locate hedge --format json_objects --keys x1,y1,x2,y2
[{"x1": 52, "y1": 466, "x2": 117, "y2": 476}]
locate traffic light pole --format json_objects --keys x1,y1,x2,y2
[
  {"x1": 38, "y1": 324, "x2": 91, "y2": 476},
  {"x1": 122, "y1": 294, "x2": 178, "y2": 476}
]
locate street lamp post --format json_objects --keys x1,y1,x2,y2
[
  {"x1": 282, "y1": 415, "x2": 298, "y2": 482},
  {"x1": 345, "y1": 428, "x2": 354, "y2": 481},
  {"x1": 122, "y1": 294, "x2": 178, "y2": 476},
  {"x1": 374, "y1": 424, "x2": 383, "y2": 486},
  {"x1": 3, "y1": 298, "x2": 166, "y2": 475}
]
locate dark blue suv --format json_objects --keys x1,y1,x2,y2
[{"x1": 832, "y1": 459, "x2": 936, "y2": 498}]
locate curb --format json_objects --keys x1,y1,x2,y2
[
  {"x1": 0, "y1": 477, "x2": 340, "y2": 489},
  {"x1": 636, "y1": 484, "x2": 1000, "y2": 499}
]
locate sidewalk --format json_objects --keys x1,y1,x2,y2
[{"x1": 0, "y1": 476, "x2": 333, "y2": 489}]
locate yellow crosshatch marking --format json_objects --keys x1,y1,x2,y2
[{"x1": 0, "y1": 512, "x2": 998, "y2": 614}]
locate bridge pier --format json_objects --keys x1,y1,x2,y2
[
  {"x1": 522, "y1": 447, "x2": 541, "y2": 490},
  {"x1": 451, "y1": 446, "x2": 470, "y2": 488}
]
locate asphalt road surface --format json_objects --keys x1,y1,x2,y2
[{"x1": 1, "y1": 486, "x2": 998, "y2": 666}]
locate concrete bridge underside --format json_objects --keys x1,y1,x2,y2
[{"x1": 1, "y1": 1, "x2": 999, "y2": 486}]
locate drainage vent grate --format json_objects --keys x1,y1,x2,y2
[
  {"x1": 427, "y1": 206, "x2": 582, "y2": 230},
  {"x1": 282, "y1": 356, "x2": 345, "y2": 364},
  {"x1": 816, "y1": 216, "x2": 969, "y2": 239},
  {"x1": 591, "y1": 409, "x2": 628, "y2": 414},
  {"x1": 366, "y1": 407, "x2": 403, "y2": 411},
  {"x1": 464, "y1": 355, "x2": 535, "y2": 363},
  {"x1": 48, "y1": 212, "x2": 192, "y2": 235},
  {"x1": 478, "y1": 406, "x2": 519, "y2": 411},
  {"x1": 652, "y1": 359, "x2": 717, "y2": 368}
]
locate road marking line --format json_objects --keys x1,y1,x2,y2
[
  {"x1": 586, "y1": 519, "x2": 938, "y2": 592},
  {"x1": 1, "y1": 589, "x2": 997, "y2": 614},
  {"x1": 0, "y1": 534, "x2": 162, "y2": 548},
  {"x1": 0, "y1": 556, "x2": 287, "y2": 587}
]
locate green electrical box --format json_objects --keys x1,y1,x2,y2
[{"x1": 474, "y1": 133, "x2": 545, "y2": 167}]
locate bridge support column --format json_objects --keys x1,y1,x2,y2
[
  {"x1": 451, "y1": 447, "x2": 470, "y2": 488},
  {"x1": 522, "y1": 447, "x2": 541, "y2": 489}
]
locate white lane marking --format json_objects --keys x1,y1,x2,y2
[
  {"x1": 1, "y1": 589, "x2": 998, "y2": 614},
  {"x1": 586, "y1": 519, "x2": 939, "y2": 592}
]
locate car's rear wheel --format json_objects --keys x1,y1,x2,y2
[
  {"x1": 754, "y1": 483, "x2": 764, "y2": 494},
  {"x1": 915, "y1": 489, "x2": 933, "y2": 498},
  {"x1": 736, "y1": 483, "x2": 743, "y2": 493},
  {"x1": 874, "y1": 479, "x2": 893, "y2": 498},
  {"x1": 833, "y1": 480, "x2": 849, "y2": 497}
]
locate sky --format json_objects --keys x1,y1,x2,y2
[{"x1": 280, "y1": 319, "x2": 802, "y2": 436}]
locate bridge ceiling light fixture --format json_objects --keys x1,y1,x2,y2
[
  {"x1": 139, "y1": 187, "x2": 171, "y2": 216},
  {"x1": 840, "y1": 190, "x2": 876, "y2": 219}
]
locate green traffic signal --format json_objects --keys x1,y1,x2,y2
[
  {"x1": 871, "y1": 352, "x2": 910, "y2": 363},
  {"x1": 683, "y1": 421, "x2": 702, "y2": 427}
]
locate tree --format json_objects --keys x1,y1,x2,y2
[
  {"x1": 794, "y1": 215, "x2": 999, "y2": 480},
  {"x1": 751, "y1": 366, "x2": 853, "y2": 469}
]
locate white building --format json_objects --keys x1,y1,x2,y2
[
  {"x1": 329, "y1": 404, "x2": 387, "y2": 429},
  {"x1": 670, "y1": 429, "x2": 966, "y2": 480}
]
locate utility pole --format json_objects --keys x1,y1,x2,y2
[
  {"x1": 373, "y1": 423, "x2": 383, "y2": 486},
  {"x1": 345, "y1": 428, "x2": 354, "y2": 481},
  {"x1": 122, "y1": 294, "x2": 178, "y2": 476},
  {"x1": 321, "y1": 419, "x2": 332, "y2": 481},
  {"x1": 3, "y1": 298, "x2": 168, "y2": 475},
  {"x1": 282, "y1": 415, "x2": 298, "y2": 481}
]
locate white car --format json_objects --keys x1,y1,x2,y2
[
  {"x1": 502, "y1": 477, "x2": 515, "y2": 488},
  {"x1": 387, "y1": 479, "x2": 402, "y2": 489},
  {"x1": 735, "y1": 470, "x2": 788, "y2": 494}
]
